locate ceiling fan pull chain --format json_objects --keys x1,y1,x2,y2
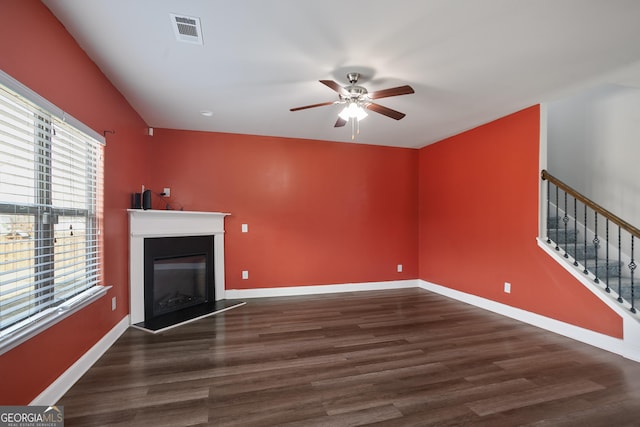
[{"x1": 351, "y1": 118, "x2": 355, "y2": 140}]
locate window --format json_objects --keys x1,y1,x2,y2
[{"x1": 0, "y1": 71, "x2": 105, "y2": 349}]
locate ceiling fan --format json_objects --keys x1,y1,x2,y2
[{"x1": 290, "y1": 73, "x2": 415, "y2": 129}]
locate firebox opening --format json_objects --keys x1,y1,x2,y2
[
  {"x1": 143, "y1": 235, "x2": 216, "y2": 328},
  {"x1": 153, "y1": 253, "x2": 208, "y2": 316}
]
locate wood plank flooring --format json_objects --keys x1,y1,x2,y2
[{"x1": 57, "y1": 288, "x2": 640, "y2": 426}]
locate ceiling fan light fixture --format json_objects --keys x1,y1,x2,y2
[
  {"x1": 354, "y1": 106, "x2": 368, "y2": 121},
  {"x1": 338, "y1": 106, "x2": 350, "y2": 121},
  {"x1": 339, "y1": 102, "x2": 367, "y2": 121}
]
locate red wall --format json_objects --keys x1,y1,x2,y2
[
  {"x1": 418, "y1": 106, "x2": 623, "y2": 337},
  {"x1": 0, "y1": 1, "x2": 149, "y2": 404},
  {"x1": 148, "y1": 130, "x2": 419, "y2": 289}
]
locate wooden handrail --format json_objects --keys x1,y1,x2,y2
[{"x1": 541, "y1": 169, "x2": 640, "y2": 239}]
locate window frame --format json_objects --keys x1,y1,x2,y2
[{"x1": 0, "y1": 70, "x2": 108, "y2": 355}]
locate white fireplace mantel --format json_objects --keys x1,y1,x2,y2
[{"x1": 128, "y1": 209, "x2": 229, "y2": 324}]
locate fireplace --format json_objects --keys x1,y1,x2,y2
[
  {"x1": 128, "y1": 210, "x2": 244, "y2": 333},
  {"x1": 144, "y1": 235, "x2": 214, "y2": 320}
]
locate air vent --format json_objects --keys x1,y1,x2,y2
[{"x1": 170, "y1": 13, "x2": 203, "y2": 45}]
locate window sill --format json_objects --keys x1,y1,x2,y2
[{"x1": 0, "y1": 285, "x2": 110, "y2": 356}]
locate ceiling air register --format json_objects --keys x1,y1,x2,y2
[{"x1": 170, "y1": 13, "x2": 203, "y2": 45}]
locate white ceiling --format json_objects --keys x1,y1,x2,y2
[{"x1": 42, "y1": 0, "x2": 640, "y2": 149}]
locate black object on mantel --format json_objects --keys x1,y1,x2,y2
[
  {"x1": 131, "y1": 190, "x2": 152, "y2": 209},
  {"x1": 142, "y1": 189, "x2": 151, "y2": 210},
  {"x1": 131, "y1": 189, "x2": 153, "y2": 209},
  {"x1": 131, "y1": 192, "x2": 142, "y2": 209}
]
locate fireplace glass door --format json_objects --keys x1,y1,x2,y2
[
  {"x1": 153, "y1": 254, "x2": 207, "y2": 316},
  {"x1": 144, "y1": 235, "x2": 214, "y2": 321}
]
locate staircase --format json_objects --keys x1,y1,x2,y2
[
  {"x1": 542, "y1": 170, "x2": 639, "y2": 314},
  {"x1": 547, "y1": 215, "x2": 636, "y2": 307}
]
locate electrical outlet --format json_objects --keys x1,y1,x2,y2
[
  {"x1": 504, "y1": 282, "x2": 511, "y2": 294},
  {"x1": 111, "y1": 296, "x2": 117, "y2": 311},
  {"x1": 397, "y1": 264, "x2": 403, "y2": 273},
  {"x1": 242, "y1": 270, "x2": 249, "y2": 280},
  {"x1": 242, "y1": 224, "x2": 248, "y2": 233},
  {"x1": 163, "y1": 187, "x2": 171, "y2": 197}
]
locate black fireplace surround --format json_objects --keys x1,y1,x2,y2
[{"x1": 140, "y1": 235, "x2": 218, "y2": 331}]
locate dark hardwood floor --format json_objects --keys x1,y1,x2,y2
[{"x1": 58, "y1": 288, "x2": 640, "y2": 426}]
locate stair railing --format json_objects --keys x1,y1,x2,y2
[{"x1": 541, "y1": 170, "x2": 640, "y2": 313}]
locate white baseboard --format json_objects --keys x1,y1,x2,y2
[
  {"x1": 224, "y1": 279, "x2": 419, "y2": 299},
  {"x1": 418, "y1": 279, "x2": 629, "y2": 359},
  {"x1": 31, "y1": 316, "x2": 130, "y2": 405}
]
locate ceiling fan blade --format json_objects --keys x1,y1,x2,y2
[
  {"x1": 319, "y1": 80, "x2": 348, "y2": 96},
  {"x1": 366, "y1": 102, "x2": 406, "y2": 120},
  {"x1": 290, "y1": 101, "x2": 336, "y2": 112},
  {"x1": 368, "y1": 85, "x2": 415, "y2": 100},
  {"x1": 334, "y1": 117, "x2": 347, "y2": 127}
]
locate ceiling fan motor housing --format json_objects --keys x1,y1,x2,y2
[
  {"x1": 342, "y1": 85, "x2": 368, "y2": 102},
  {"x1": 344, "y1": 73, "x2": 368, "y2": 101}
]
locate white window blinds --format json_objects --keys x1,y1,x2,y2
[{"x1": 0, "y1": 71, "x2": 104, "y2": 335}]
